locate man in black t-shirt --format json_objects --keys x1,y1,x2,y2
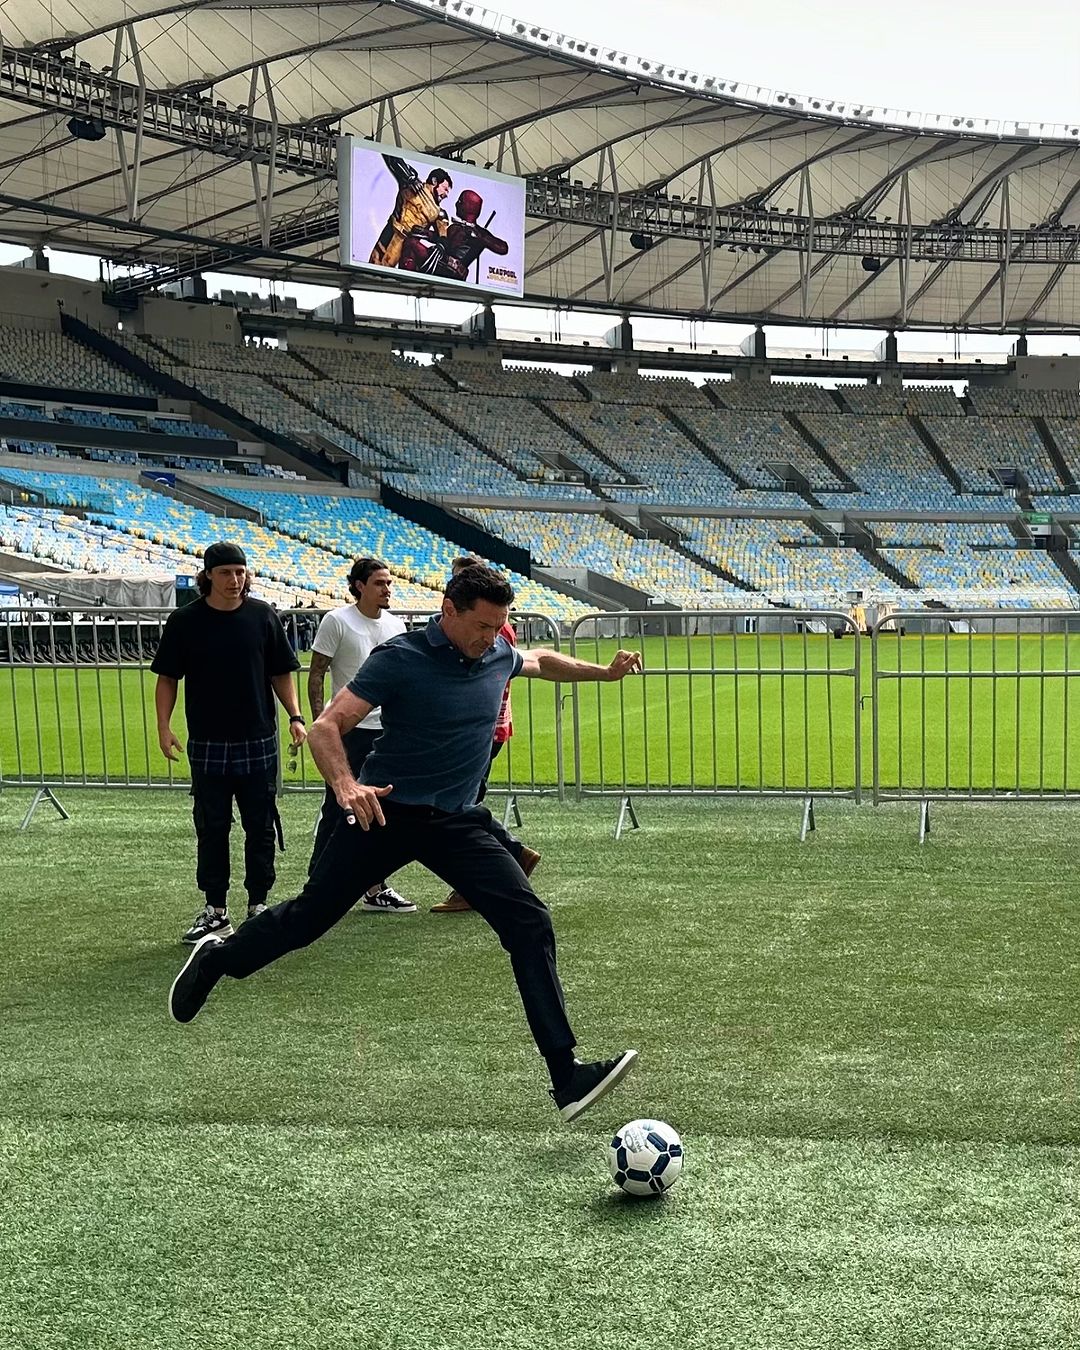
[{"x1": 151, "y1": 541, "x2": 305, "y2": 944}]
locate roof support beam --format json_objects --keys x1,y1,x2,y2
[
  {"x1": 798, "y1": 165, "x2": 815, "y2": 318},
  {"x1": 0, "y1": 45, "x2": 334, "y2": 177},
  {"x1": 374, "y1": 96, "x2": 402, "y2": 146},
  {"x1": 311, "y1": 51, "x2": 538, "y2": 135},
  {"x1": 999, "y1": 174, "x2": 1011, "y2": 330},
  {"x1": 1022, "y1": 235, "x2": 1080, "y2": 323},
  {"x1": 826, "y1": 258, "x2": 896, "y2": 324},
  {"x1": 0, "y1": 189, "x2": 340, "y2": 277},
  {"x1": 898, "y1": 172, "x2": 913, "y2": 325},
  {"x1": 495, "y1": 128, "x2": 522, "y2": 176},
  {"x1": 249, "y1": 64, "x2": 280, "y2": 249},
  {"x1": 700, "y1": 156, "x2": 717, "y2": 311},
  {"x1": 110, "y1": 24, "x2": 147, "y2": 222},
  {"x1": 603, "y1": 146, "x2": 619, "y2": 303}
]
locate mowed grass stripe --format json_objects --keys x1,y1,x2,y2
[{"x1": 0, "y1": 791, "x2": 1075, "y2": 1349}]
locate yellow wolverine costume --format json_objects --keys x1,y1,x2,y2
[{"x1": 370, "y1": 155, "x2": 451, "y2": 269}]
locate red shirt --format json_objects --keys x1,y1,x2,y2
[{"x1": 494, "y1": 621, "x2": 515, "y2": 744}]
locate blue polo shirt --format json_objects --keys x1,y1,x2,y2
[{"x1": 347, "y1": 616, "x2": 524, "y2": 812}]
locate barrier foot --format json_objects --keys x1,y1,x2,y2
[
  {"x1": 615, "y1": 795, "x2": 640, "y2": 841},
  {"x1": 800, "y1": 796, "x2": 816, "y2": 842},
  {"x1": 20, "y1": 786, "x2": 70, "y2": 831},
  {"x1": 502, "y1": 793, "x2": 523, "y2": 829},
  {"x1": 919, "y1": 799, "x2": 931, "y2": 844}
]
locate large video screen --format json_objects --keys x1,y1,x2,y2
[{"x1": 339, "y1": 137, "x2": 526, "y2": 298}]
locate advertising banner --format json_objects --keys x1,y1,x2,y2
[{"x1": 339, "y1": 136, "x2": 526, "y2": 297}]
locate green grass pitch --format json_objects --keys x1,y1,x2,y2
[
  {"x1": 0, "y1": 790, "x2": 1076, "y2": 1349},
  {"x1": 6, "y1": 633, "x2": 1080, "y2": 794}
]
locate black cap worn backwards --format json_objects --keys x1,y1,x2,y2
[{"x1": 202, "y1": 541, "x2": 247, "y2": 571}]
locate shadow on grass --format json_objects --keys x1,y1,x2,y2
[{"x1": 587, "y1": 1190, "x2": 680, "y2": 1224}]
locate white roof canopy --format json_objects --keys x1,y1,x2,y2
[{"x1": 1, "y1": 0, "x2": 1078, "y2": 329}]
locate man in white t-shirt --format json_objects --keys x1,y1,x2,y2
[{"x1": 307, "y1": 557, "x2": 414, "y2": 912}]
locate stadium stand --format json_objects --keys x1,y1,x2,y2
[
  {"x1": 547, "y1": 402, "x2": 752, "y2": 506},
  {"x1": 674, "y1": 407, "x2": 845, "y2": 490},
  {"x1": 578, "y1": 372, "x2": 712, "y2": 407},
  {"x1": 923, "y1": 414, "x2": 1063, "y2": 492},
  {"x1": 0, "y1": 328, "x2": 158, "y2": 398},
  {"x1": 292, "y1": 347, "x2": 448, "y2": 391},
  {"x1": 965, "y1": 388, "x2": 1080, "y2": 418},
  {"x1": 328, "y1": 385, "x2": 591, "y2": 499},
  {"x1": 3, "y1": 314, "x2": 1080, "y2": 617},
  {"x1": 463, "y1": 508, "x2": 748, "y2": 609},
  {"x1": 0, "y1": 500, "x2": 307, "y2": 610},
  {"x1": 878, "y1": 524, "x2": 1074, "y2": 608},
  {"x1": 416, "y1": 392, "x2": 595, "y2": 497},
  {"x1": 712, "y1": 381, "x2": 840, "y2": 414},
  {"x1": 209, "y1": 487, "x2": 590, "y2": 621},
  {"x1": 800, "y1": 412, "x2": 989, "y2": 510},
  {"x1": 837, "y1": 385, "x2": 964, "y2": 417},
  {"x1": 440, "y1": 362, "x2": 588, "y2": 401},
  {"x1": 0, "y1": 468, "x2": 365, "y2": 606},
  {"x1": 139, "y1": 335, "x2": 314, "y2": 380},
  {"x1": 664, "y1": 515, "x2": 907, "y2": 608}
]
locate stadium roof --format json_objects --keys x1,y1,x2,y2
[{"x1": 1, "y1": 0, "x2": 1079, "y2": 330}]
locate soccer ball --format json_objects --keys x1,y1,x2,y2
[{"x1": 609, "y1": 1119, "x2": 683, "y2": 1197}]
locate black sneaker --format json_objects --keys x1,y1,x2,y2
[
  {"x1": 360, "y1": 886, "x2": 417, "y2": 914},
  {"x1": 181, "y1": 905, "x2": 233, "y2": 944},
  {"x1": 168, "y1": 934, "x2": 224, "y2": 1024},
  {"x1": 551, "y1": 1050, "x2": 638, "y2": 1123},
  {"x1": 245, "y1": 903, "x2": 269, "y2": 922}
]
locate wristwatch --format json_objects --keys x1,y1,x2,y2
[{"x1": 289, "y1": 715, "x2": 306, "y2": 725}]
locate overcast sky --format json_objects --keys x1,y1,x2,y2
[{"x1": 500, "y1": 0, "x2": 1080, "y2": 126}]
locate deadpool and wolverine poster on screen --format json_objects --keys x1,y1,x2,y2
[{"x1": 339, "y1": 137, "x2": 527, "y2": 297}]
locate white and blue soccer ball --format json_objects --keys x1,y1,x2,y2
[{"x1": 609, "y1": 1119, "x2": 683, "y2": 1197}]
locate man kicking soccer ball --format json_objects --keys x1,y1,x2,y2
[{"x1": 169, "y1": 566, "x2": 641, "y2": 1122}]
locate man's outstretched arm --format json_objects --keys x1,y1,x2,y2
[
  {"x1": 517, "y1": 649, "x2": 642, "y2": 683},
  {"x1": 307, "y1": 688, "x2": 392, "y2": 829}
]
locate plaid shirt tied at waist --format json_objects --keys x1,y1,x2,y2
[{"x1": 187, "y1": 734, "x2": 278, "y2": 776}]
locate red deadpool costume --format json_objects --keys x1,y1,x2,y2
[{"x1": 434, "y1": 189, "x2": 510, "y2": 282}]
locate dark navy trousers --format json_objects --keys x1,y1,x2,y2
[{"x1": 213, "y1": 801, "x2": 575, "y2": 1055}]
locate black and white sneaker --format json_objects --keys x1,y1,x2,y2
[
  {"x1": 245, "y1": 903, "x2": 269, "y2": 922},
  {"x1": 168, "y1": 934, "x2": 225, "y2": 1024},
  {"x1": 551, "y1": 1050, "x2": 638, "y2": 1123},
  {"x1": 360, "y1": 886, "x2": 417, "y2": 914},
  {"x1": 182, "y1": 906, "x2": 233, "y2": 944}
]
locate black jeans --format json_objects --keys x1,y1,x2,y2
[
  {"x1": 190, "y1": 763, "x2": 278, "y2": 909},
  {"x1": 214, "y1": 802, "x2": 575, "y2": 1055},
  {"x1": 311, "y1": 731, "x2": 524, "y2": 874},
  {"x1": 309, "y1": 727, "x2": 378, "y2": 877}
]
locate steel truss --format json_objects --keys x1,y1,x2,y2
[
  {"x1": 2, "y1": 41, "x2": 1077, "y2": 310},
  {"x1": 0, "y1": 43, "x2": 335, "y2": 177}
]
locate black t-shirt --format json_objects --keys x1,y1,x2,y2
[{"x1": 151, "y1": 598, "x2": 300, "y2": 741}]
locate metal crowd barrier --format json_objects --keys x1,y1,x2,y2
[
  {"x1": 11, "y1": 603, "x2": 1080, "y2": 839},
  {"x1": 0, "y1": 605, "x2": 563, "y2": 824},
  {"x1": 871, "y1": 609, "x2": 1080, "y2": 836},
  {"x1": 568, "y1": 609, "x2": 861, "y2": 836}
]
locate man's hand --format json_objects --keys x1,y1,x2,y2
[
  {"x1": 289, "y1": 720, "x2": 308, "y2": 748},
  {"x1": 335, "y1": 780, "x2": 394, "y2": 830},
  {"x1": 158, "y1": 728, "x2": 183, "y2": 762},
  {"x1": 605, "y1": 650, "x2": 643, "y2": 681}
]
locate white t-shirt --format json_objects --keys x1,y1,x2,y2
[{"x1": 311, "y1": 605, "x2": 407, "y2": 730}]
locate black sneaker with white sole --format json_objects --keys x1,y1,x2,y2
[
  {"x1": 169, "y1": 933, "x2": 225, "y2": 1024},
  {"x1": 551, "y1": 1050, "x2": 639, "y2": 1123},
  {"x1": 181, "y1": 905, "x2": 233, "y2": 944},
  {"x1": 360, "y1": 886, "x2": 417, "y2": 913}
]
